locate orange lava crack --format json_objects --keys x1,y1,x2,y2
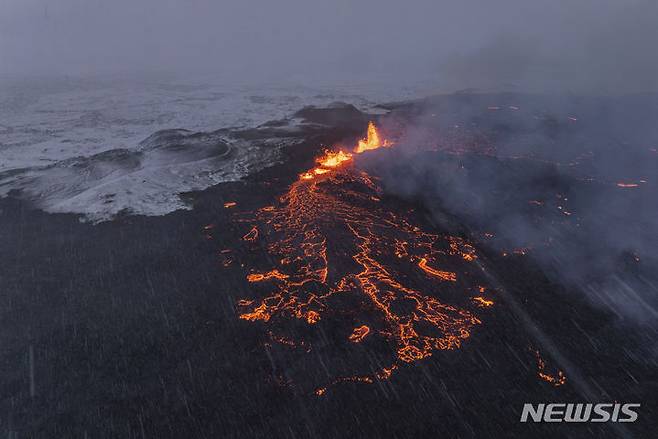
[{"x1": 230, "y1": 121, "x2": 491, "y2": 393}]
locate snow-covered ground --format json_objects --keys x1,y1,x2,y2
[{"x1": 0, "y1": 77, "x2": 434, "y2": 221}]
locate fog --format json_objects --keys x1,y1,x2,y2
[
  {"x1": 2, "y1": 0, "x2": 657, "y2": 92},
  {"x1": 364, "y1": 91, "x2": 658, "y2": 324}
]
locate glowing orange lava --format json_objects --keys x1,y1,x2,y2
[
  {"x1": 242, "y1": 226, "x2": 259, "y2": 241},
  {"x1": 448, "y1": 236, "x2": 477, "y2": 261},
  {"x1": 233, "y1": 121, "x2": 490, "y2": 394},
  {"x1": 355, "y1": 121, "x2": 390, "y2": 153},
  {"x1": 473, "y1": 296, "x2": 494, "y2": 307},
  {"x1": 535, "y1": 350, "x2": 567, "y2": 387},
  {"x1": 247, "y1": 270, "x2": 289, "y2": 282},
  {"x1": 349, "y1": 325, "x2": 371, "y2": 343},
  {"x1": 318, "y1": 149, "x2": 353, "y2": 168},
  {"x1": 299, "y1": 122, "x2": 388, "y2": 182},
  {"x1": 417, "y1": 258, "x2": 457, "y2": 282}
]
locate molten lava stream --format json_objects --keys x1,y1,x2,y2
[
  {"x1": 299, "y1": 121, "x2": 390, "y2": 182},
  {"x1": 232, "y1": 122, "x2": 492, "y2": 394}
]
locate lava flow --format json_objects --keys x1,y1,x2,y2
[
  {"x1": 534, "y1": 349, "x2": 567, "y2": 387},
  {"x1": 233, "y1": 121, "x2": 492, "y2": 393},
  {"x1": 298, "y1": 121, "x2": 391, "y2": 181}
]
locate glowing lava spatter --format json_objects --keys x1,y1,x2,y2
[
  {"x1": 319, "y1": 150, "x2": 353, "y2": 168},
  {"x1": 234, "y1": 121, "x2": 490, "y2": 393},
  {"x1": 355, "y1": 121, "x2": 391, "y2": 153},
  {"x1": 299, "y1": 121, "x2": 390, "y2": 181}
]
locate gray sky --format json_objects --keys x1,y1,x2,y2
[{"x1": 1, "y1": 0, "x2": 657, "y2": 92}]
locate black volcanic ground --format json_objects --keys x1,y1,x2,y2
[{"x1": 0, "y1": 94, "x2": 656, "y2": 438}]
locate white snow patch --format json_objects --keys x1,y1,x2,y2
[{"x1": 0, "y1": 77, "x2": 432, "y2": 221}]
